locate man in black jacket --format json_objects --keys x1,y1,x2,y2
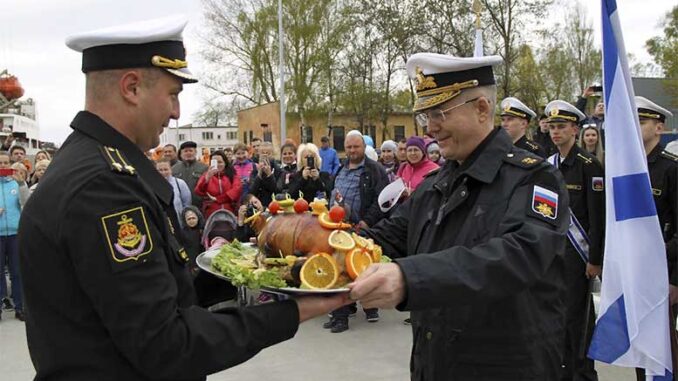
[
  {"x1": 350, "y1": 53, "x2": 570, "y2": 380},
  {"x1": 324, "y1": 130, "x2": 390, "y2": 332},
  {"x1": 18, "y1": 16, "x2": 347, "y2": 381}
]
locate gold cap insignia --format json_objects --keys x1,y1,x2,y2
[
  {"x1": 415, "y1": 67, "x2": 437, "y2": 92},
  {"x1": 550, "y1": 108, "x2": 559, "y2": 117},
  {"x1": 152, "y1": 55, "x2": 188, "y2": 70}
]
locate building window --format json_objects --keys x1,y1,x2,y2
[
  {"x1": 227, "y1": 131, "x2": 238, "y2": 140},
  {"x1": 261, "y1": 124, "x2": 272, "y2": 142},
  {"x1": 332, "y1": 126, "x2": 345, "y2": 151},
  {"x1": 217, "y1": 135, "x2": 221, "y2": 140},
  {"x1": 303, "y1": 126, "x2": 313, "y2": 143},
  {"x1": 366, "y1": 125, "x2": 376, "y2": 142},
  {"x1": 178, "y1": 134, "x2": 185, "y2": 141},
  {"x1": 202, "y1": 132, "x2": 214, "y2": 140},
  {"x1": 394, "y1": 126, "x2": 405, "y2": 142},
  {"x1": 249, "y1": 131, "x2": 254, "y2": 144},
  {"x1": 243, "y1": 131, "x2": 248, "y2": 143}
]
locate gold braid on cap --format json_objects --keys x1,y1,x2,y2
[
  {"x1": 638, "y1": 112, "x2": 661, "y2": 120},
  {"x1": 151, "y1": 55, "x2": 188, "y2": 69},
  {"x1": 414, "y1": 80, "x2": 479, "y2": 111},
  {"x1": 548, "y1": 108, "x2": 578, "y2": 122}
]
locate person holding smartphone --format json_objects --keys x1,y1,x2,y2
[
  {"x1": 194, "y1": 150, "x2": 242, "y2": 218},
  {"x1": 288, "y1": 143, "x2": 333, "y2": 203},
  {"x1": 576, "y1": 84, "x2": 606, "y2": 147}
]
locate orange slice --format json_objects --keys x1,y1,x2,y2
[
  {"x1": 351, "y1": 232, "x2": 374, "y2": 251},
  {"x1": 371, "y1": 245, "x2": 382, "y2": 263},
  {"x1": 300, "y1": 253, "x2": 339, "y2": 289},
  {"x1": 345, "y1": 248, "x2": 373, "y2": 280},
  {"x1": 328, "y1": 230, "x2": 355, "y2": 252},
  {"x1": 318, "y1": 212, "x2": 352, "y2": 230}
]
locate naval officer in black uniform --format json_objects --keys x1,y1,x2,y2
[
  {"x1": 634, "y1": 96, "x2": 678, "y2": 380},
  {"x1": 349, "y1": 53, "x2": 570, "y2": 380},
  {"x1": 18, "y1": 16, "x2": 346, "y2": 381},
  {"x1": 500, "y1": 96, "x2": 547, "y2": 158},
  {"x1": 545, "y1": 100, "x2": 605, "y2": 381}
]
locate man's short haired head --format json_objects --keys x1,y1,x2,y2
[
  {"x1": 10, "y1": 146, "x2": 26, "y2": 162},
  {"x1": 406, "y1": 53, "x2": 502, "y2": 161},
  {"x1": 500, "y1": 97, "x2": 536, "y2": 142},
  {"x1": 345, "y1": 131, "x2": 366, "y2": 164},
  {"x1": 66, "y1": 15, "x2": 197, "y2": 152},
  {"x1": 545, "y1": 100, "x2": 586, "y2": 147},
  {"x1": 636, "y1": 96, "x2": 673, "y2": 146}
]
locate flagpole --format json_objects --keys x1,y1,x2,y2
[
  {"x1": 472, "y1": 0, "x2": 483, "y2": 57},
  {"x1": 278, "y1": 0, "x2": 286, "y2": 144}
]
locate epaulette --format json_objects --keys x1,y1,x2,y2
[
  {"x1": 99, "y1": 146, "x2": 136, "y2": 176},
  {"x1": 424, "y1": 167, "x2": 441, "y2": 178},
  {"x1": 661, "y1": 150, "x2": 678, "y2": 162},
  {"x1": 503, "y1": 151, "x2": 543, "y2": 169},
  {"x1": 576, "y1": 153, "x2": 593, "y2": 165}
]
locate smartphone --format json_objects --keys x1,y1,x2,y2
[
  {"x1": 306, "y1": 156, "x2": 315, "y2": 169},
  {"x1": 0, "y1": 168, "x2": 13, "y2": 177},
  {"x1": 210, "y1": 159, "x2": 218, "y2": 170}
]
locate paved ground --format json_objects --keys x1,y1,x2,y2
[{"x1": 0, "y1": 307, "x2": 635, "y2": 380}]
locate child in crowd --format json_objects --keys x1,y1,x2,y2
[
  {"x1": 181, "y1": 206, "x2": 205, "y2": 278},
  {"x1": 232, "y1": 143, "x2": 255, "y2": 198},
  {"x1": 426, "y1": 141, "x2": 445, "y2": 166}
]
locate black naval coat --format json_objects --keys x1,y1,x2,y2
[
  {"x1": 18, "y1": 111, "x2": 299, "y2": 381},
  {"x1": 515, "y1": 134, "x2": 547, "y2": 158},
  {"x1": 550, "y1": 144, "x2": 605, "y2": 266},
  {"x1": 365, "y1": 128, "x2": 569, "y2": 381},
  {"x1": 647, "y1": 144, "x2": 678, "y2": 285}
]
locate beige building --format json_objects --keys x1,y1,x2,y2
[{"x1": 237, "y1": 101, "x2": 418, "y2": 155}]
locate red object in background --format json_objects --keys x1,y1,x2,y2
[
  {"x1": 0, "y1": 75, "x2": 24, "y2": 100},
  {"x1": 0, "y1": 168, "x2": 14, "y2": 177}
]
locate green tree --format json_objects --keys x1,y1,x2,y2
[
  {"x1": 646, "y1": 5, "x2": 678, "y2": 106},
  {"x1": 565, "y1": 3, "x2": 601, "y2": 94}
]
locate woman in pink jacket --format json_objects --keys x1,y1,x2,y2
[
  {"x1": 194, "y1": 150, "x2": 242, "y2": 219},
  {"x1": 396, "y1": 136, "x2": 439, "y2": 196}
]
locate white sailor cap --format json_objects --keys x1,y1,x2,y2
[
  {"x1": 66, "y1": 15, "x2": 197, "y2": 83},
  {"x1": 500, "y1": 97, "x2": 536, "y2": 120},
  {"x1": 405, "y1": 53, "x2": 502, "y2": 112},
  {"x1": 544, "y1": 100, "x2": 586, "y2": 124},
  {"x1": 635, "y1": 96, "x2": 672, "y2": 123}
]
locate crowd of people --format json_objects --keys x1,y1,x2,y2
[{"x1": 0, "y1": 147, "x2": 51, "y2": 321}]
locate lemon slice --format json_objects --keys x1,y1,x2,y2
[{"x1": 328, "y1": 230, "x2": 355, "y2": 252}]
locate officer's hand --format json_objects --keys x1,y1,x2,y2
[
  {"x1": 669, "y1": 285, "x2": 678, "y2": 306},
  {"x1": 585, "y1": 263, "x2": 602, "y2": 279},
  {"x1": 348, "y1": 263, "x2": 406, "y2": 309},
  {"x1": 295, "y1": 294, "x2": 352, "y2": 323}
]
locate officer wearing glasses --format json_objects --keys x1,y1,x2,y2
[{"x1": 349, "y1": 53, "x2": 570, "y2": 380}]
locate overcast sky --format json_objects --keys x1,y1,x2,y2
[{"x1": 0, "y1": 0, "x2": 673, "y2": 145}]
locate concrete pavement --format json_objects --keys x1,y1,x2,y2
[{"x1": 0, "y1": 307, "x2": 635, "y2": 380}]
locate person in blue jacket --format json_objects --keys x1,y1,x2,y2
[
  {"x1": 319, "y1": 136, "x2": 340, "y2": 177},
  {"x1": 0, "y1": 151, "x2": 29, "y2": 321}
]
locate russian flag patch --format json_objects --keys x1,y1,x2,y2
[{"x1": 532, "y1": 185, "x2": 558, "y2": 220}]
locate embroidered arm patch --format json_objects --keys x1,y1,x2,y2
[
  {"x1": 101, "y1": 205, "x2": 154, "y2": 272},
  {"x1": 527, "y1": 185, "x2": 560, "y2": 226}
]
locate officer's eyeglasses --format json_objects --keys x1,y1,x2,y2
[{"x1": 415, "y1": 97, "x2": 481, "y2": 128}]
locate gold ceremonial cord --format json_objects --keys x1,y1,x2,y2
[
  {"x1": 151, "y1": 55, "x2": 187, "y2": 69},
  {"x1": 638, "y1": 112, "x2": 661, "y2": 120}
]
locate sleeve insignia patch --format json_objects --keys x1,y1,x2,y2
[
  {"x1": 101, "y1": 206, "x2": 153, "y2": 263},
  {"x1": 592, "y1": 177, "x2": 604, "y2": 191},
  {"x1": 532, "y1": 185, "x2": 558, "y2": 220}
]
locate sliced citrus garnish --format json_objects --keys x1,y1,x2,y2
[
  {"x1": 328, "y1": 230, "x2": 355, "y2": 252},
  {"x1": 371, "y1": 245, "x2": 382, "y2": 263},
  {"x1": 318, "y1": 212, "x2": 352, "y2": 230},
  {"x1": 351, "y1": 232, "x2": 374, "y2": 250},
  {"x1": 345, "y1": 248, "x2": 374, "y2": 280},
  {"x1": 300, "y1": 253, "x2": 339, "y2": 289}
]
